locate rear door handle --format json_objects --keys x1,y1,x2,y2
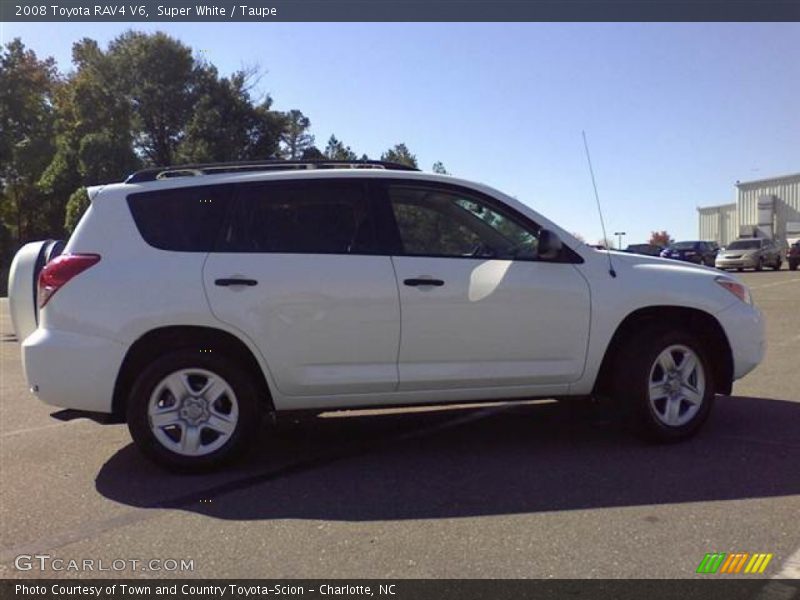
[
  {"x1": 215, "y1": 278, "x2": 258, "y2": 287},
  {"x1": 403, "y1": 278, "x2": 444, "y2": 287}
]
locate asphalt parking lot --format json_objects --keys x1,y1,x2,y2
[{"x1": 1, "y1": 270, "x2": 798, "y2": 580}]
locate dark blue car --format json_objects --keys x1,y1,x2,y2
[{"x1": 660, "y1": 241, "x2": 719, "y2": 266}]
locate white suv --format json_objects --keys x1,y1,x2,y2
[{"x1": 8, "y1": 161, "x2": 765, "y2": 471}]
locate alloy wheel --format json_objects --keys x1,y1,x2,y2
[
  {"x1": 147, "y1": 368, "x2": 239, "y2": 456},
  {"x1": 648, "y1": 345, "x2": 706, "y2": 428}
]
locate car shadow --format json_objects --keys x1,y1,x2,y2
[{"x1": 95, "y1": 395, "x2": 800, "y2": 521}]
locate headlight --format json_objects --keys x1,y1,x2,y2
[{"x1": 715, "y1": 276, "x2": 752, "y2": 304}]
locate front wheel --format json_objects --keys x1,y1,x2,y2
[
  {"x1": 614, "y1": 329, "x2": 714, "y2": 441},
  {"x1": 771, "y1": 259, "x2": 781, "y2": 271},
  {"x1": 127, "y1": 350, "x2": 263, "y2": 472}
]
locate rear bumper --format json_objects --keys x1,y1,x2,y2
[
  {"x1": 715, "y1": 301, "x2": 765, "y2": 381},
  {"x1": 22, "y1": 328, "x2": 126, "y2": 413}
]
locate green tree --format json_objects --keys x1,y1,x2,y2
[
  {"x1": 106, "y1": 31, "x2": 197, "y2": 166},
  {"x1": 432, "y1": 161, "x2": 448, "y2": 174},
  {"x1": 180, "y1": 66, "x2": 284, "y2": 162},
  {"x1": 36, "y1": 36, "x2": 139, "y2": 239},
  {"x1": 279, "y1": 109, "x2": 314, "y2": 159},
  {"x1": 64, "y1": 187, "x2": 89, "y2": 234},
  {"x1": 324, "y1": 135, "x2": 357, "y2": 161},
  {"x1": 301, "y1": 146, "x2": 325, "y2": 160},
  {"x1": 40, "y1": 37, "x2": 139, "y2": 196},
  {"x1": 381, "y1": 143, "x2": 417, "y2": 168},
  {"x1": 0, "y1": 39, "x2": 59, "y2": 243}
]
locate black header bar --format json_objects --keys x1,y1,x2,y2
[
  {"x1": 3, "y1": 580, "x2": 800, "y2": 600},
  {"x1": 2, "y1": 1, "x2": 800, "y2": 22}
]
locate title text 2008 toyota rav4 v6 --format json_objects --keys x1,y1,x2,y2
[{"x1": 8, "y1": 161, "x2": 765, "y2": 471}]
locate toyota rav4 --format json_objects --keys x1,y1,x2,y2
[{"x1": 8, "y1": 160, "x2": 765, "y2": 471}]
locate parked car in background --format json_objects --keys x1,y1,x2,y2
[
  {"x1": 625, "y1": 243, "x2": 664, "y2": 257},
  {"x1": 660, "y1": 241, "x2": 719, "y2": 266},
  {"x1": 715, "y1": 238, "x2": 782, "y2": 272},
  {"x1": 787, "y1": 240, "x2": 800, "y2": 271},
  {"x1": 8, "y1": 160, "x2": 765, "y2": 471}
]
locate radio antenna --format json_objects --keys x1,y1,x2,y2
[{"x1": 582, "y1": 131, "x2": 616, "y2": 278}]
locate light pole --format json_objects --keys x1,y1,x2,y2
[{"x1": 614, "y1": 231, "x2": 626, "y2": 250}]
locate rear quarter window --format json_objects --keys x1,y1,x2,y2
[{"x1": 127, "y1": 185, "x2": 232, "y2": 251}]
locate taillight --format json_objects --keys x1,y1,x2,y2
[{"x1": 38, "y1": 254, "x2": 101, "y2": 308}]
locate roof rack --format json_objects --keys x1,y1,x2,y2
[{"x1": 125, "y1": 159, "x2": 419, "y2": 183}]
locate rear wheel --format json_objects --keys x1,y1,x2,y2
[
  {"x1": 127, "y1": 350, "x2": 262, "y2": 472},
  {"x1": 771, "y1": 258, "x2": 781, "y2": 271},
  {"x1": 790, "y1": 260, "x2": 798, "y2": 271},
  {"x1": 613, "y1": 328, "x2": 714, "y2": 441}
]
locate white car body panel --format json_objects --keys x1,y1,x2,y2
[
  {"x1": 391, "y1": 256, "x2": 591, "y2": 390},
  {"x1": 567, "y1": 250, "x2": 744, "y2": 395},
  {"x1": 23, "y1": 328, "x2": 126, "y2": 412},
  {"x1": 8, "y1": 241, "x2": 44, "y2": 342},
  {"x1": 203, "y1": 253, "x2": 401, "y2": 397}
]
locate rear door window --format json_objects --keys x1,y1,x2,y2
[
  {"x1": 221, "y1": 180, "x2": 378, "y2": 254},
  {"x1": 127, "y1": 185, "x2": 233, "y2": 251}
]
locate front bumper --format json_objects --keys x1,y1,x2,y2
[
  {"x1": 22, "y1": 328, "x2": 127, "y2": 413},
  {"x1": 715, "y1": 301, "x2": 765, "y2": 381},
  {"x1": 716, "y1": 256, "x2": 757, "y2": 270}
]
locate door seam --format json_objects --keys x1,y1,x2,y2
[{"x1": 389, "y1": 256, "x2": 403, "y2": 392}]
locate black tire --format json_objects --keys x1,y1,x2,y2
[
  {"x1": 127, "y1": 350, "x2": 263, "y2": 472},
  {"x1": 771, "y1": 259, "x2": 781, "y2": 271},
  {"x1": 612, "y1": 327, "x2": 715, "y2": 442},
  {"x1": 755, "y1": 257, "x2": 763, "y2": 271},
  {"x1": 790, "y1": 260, "x2": 798, "y2": 271}
]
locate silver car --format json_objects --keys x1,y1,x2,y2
[{"x1": 715, "y1": 238, "x2": 782, "y2": 271}]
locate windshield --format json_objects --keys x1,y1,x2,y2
[
  {"x1": 670, "y1": 241, "x2": 699, "y2": 250},
  {"x1": 727, "y1": 240, "x2": 760, "y2": 250}
]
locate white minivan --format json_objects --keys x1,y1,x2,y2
[{"x1": 8, "y1": 160, "x2": 765, "y2": 471}]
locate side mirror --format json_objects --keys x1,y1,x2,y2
[{"x1": 538, "y1": 229, "x2": 563, "y2": 260}]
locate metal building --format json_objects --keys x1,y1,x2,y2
[
  {"x1": 698, "y1": 172, "x2": 800, "y2": 246},
  {"x1": 698, "y1": 202, "x2": 738, "y2": 246}
]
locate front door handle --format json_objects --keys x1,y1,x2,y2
[
  {"x1": 215, "y1": 278, "x2": 258, "y2": 287},
  {"x1": 403, "y1": 278, "x2": 445, "y2": 287}
]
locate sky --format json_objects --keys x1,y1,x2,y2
[{"x1": 2, "y1": 22, "x2": 799, "y2": 245}]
